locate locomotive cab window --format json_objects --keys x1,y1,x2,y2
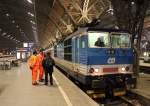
[
  {"x1": 88, "y1": 32, "x2": 109, "y2": 48},
  {"x1": 111, "y1": 33, "x2": 130, "y2": 48}
]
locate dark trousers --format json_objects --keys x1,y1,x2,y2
[{"x1": 45, "y1": 67, "x2": 53, "y2": 85}]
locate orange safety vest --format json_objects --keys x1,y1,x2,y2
[
  {"x1": 37, "y1": 53, "x2": 44, "y2": 66},
  {"x1": 27, "y1": 55, "x2": 38, "y2": 68}
]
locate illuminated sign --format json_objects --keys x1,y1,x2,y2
[
  {"x1": 17, "y1": 52, "x2": 21, "y2": 59},
  {"x1": 23, "y1": 43, "x2": 28, "y2": 47}
]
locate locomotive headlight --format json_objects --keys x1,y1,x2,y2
[
  {"x1": 119, "y1": 66, "x2": 131, "y2": 73},
  {"x1": 121, "y1": 67, "x2": 125, "y2": 71},
  {"x1": 94, "y1": 68, "x2": 99, "y2": 73}
]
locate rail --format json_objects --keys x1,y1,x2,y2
[{"x1": 120, "y1": 96, "x2": 142, "y2": 106}]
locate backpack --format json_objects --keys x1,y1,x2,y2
[{"x1": 45, "y1": 57, "x2": 53, "y2": 67}]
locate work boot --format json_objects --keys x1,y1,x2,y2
[
  {"x1": 44, "y1": 82, "x2": 48, "y2": 85},
  {"x1": 39, "y1": 79, "x2": 44, "y2": 82},
  {"x1": 32, "y1": 82, "x2": 39, "y2": 85},
  {"x1": 50, "y1": 82, "x2": 53, "y2": 85}
]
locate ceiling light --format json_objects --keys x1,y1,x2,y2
[
  {"x1": 12, "y1": 20, "x2": 15, "y2": 23},
  {"x1": 28, "y1": 12, "x2": 34, "y2": 17},
  {"x1": 2, "y1": 32, "x2": 7, "y2": 36},
  {"x1": 7, "y1": 35, "x2": 11, "y2": 37},
  {"x1": 10, "y1": 37, "x2": 13, "y2": 39},
  {"x1": 115, "y1": 26, "x2": 119, "y2": 29},
  {"x1": 16, "y1": 25, "x2": 19, "y2": 28},
  {"x1": 30, "y1": 20, "x2": 36, "y2": 24},
  {"x1": 32, "y1": 26, "x2": 36, "y2": 30},
  {"x1": 27, "y1": 0, "x2": 33, "y2": 4},
  {"x1": 131, "y1": 2, "x2": 135, "y2": 5},
  {"x1": 6, "y1": 13, "x2": 10, "y2": 17}
]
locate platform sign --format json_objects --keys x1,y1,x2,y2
[
  {"x1": 16, "y1": 48, "x2": 30, "y2": 61},
  {"x1": 23, "y1": 43, "x2": 28, "y2": 48},
  {"x1": 16, "y1": 52, "x2": 21, "y2": 59},
  {"x1": 22, "y1": 52, "x2": 26, "y2": 59},
  {"x1": 28, "y1": 43, "x2": 34, "y2": 48}
]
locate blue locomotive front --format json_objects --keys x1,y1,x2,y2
[{"x1": 54, "y1": 28, "x2": 136, "y2": 97}]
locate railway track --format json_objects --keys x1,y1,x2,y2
[
  {"x1": 119, "y1": 96, "x2": 142, "y2": 106},
  {"x1": 56, "y1": 66, "x2": 149, "y2": 106},
  {"x1": 97, "y1": 91, "x2": 149, "y2": 106},
  {"x1": 95, "y1": 95, "x2": 143, "y2": 106}
]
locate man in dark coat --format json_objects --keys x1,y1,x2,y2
[
  {"x1": 42, "y1": 52, "x2": 55, "y2": 85},
  {"x1": 95, "y1": 37, "x2": 105, "y2": 47}
]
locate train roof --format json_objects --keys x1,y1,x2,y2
[
  {"x1": 64, "y1": 27, "x2": 130, "y2": 41},
  {"x1": 87, "y1": 27, "x2": 130, "y2": 33}
]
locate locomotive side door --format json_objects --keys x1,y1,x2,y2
[{"x1": 73, "y1": 37, "x2": 80, "y2": 79}]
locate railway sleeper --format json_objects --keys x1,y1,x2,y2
[{"x1": 86, "y1": 88, "x2": 126, "y2": 99}]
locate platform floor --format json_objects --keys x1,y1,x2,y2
[
  {"x1": 0, "y1": 63, "x2": 98, "y2": 106},
  {"x1": 139, "y1": 60, "x2": 150, "y2": 67},
  {"x1": 131, "y1": 73, "x2": 150, "y2": 100}
]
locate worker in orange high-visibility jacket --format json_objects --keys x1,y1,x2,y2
[
  {"x1": 27, "y1": 50, "x2": 39, "y2": 85},
  {"x1": 37, "y1": 48, "x2": 45, "y2": 82}
]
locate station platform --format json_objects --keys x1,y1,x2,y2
[
  {"x1": 139, "y1": 59, "x2": 150, "y2": 68},
  {"x1": 0, "y1": 63, "x2": 98, "y2": 106},
  {"x1": 131, "y1": 73, "x2": 150, "y2": 101},
  {"x1": 139, "y1": 60, "x2": 150, "y2": 74}
]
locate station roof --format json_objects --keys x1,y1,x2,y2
[
  {"x1": 0, "y1": 0, "x2": 150, "y2": 49},
  {"x1": 36, "y1": 0, "x2": 150, "y2": 48},
  {"x1": 35, "y1": 0, "x2": 114, "y2": 47},
  {"x1": 0, "y1": 0, "x2": 35, "y2": 49}
]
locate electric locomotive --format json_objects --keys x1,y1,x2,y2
[{"x1": 54, "y1": 27, "x2": 136, "y2": 98}]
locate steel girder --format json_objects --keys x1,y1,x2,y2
[{"x1": 40, "y1": 0, "x2": 110, "y2": 46}]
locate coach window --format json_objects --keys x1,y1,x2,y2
[
  {"x1": 64, "y1": 38, "x2": 72, "y2": 61},
  {"x1": 77, "y1": 37, "x2": 79, "y2": 48},
  {"x1": 81, "y1": 36, "x2": 85, "y2": 48}
]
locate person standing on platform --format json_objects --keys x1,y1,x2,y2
[
  {"x1": 27, "y1": 50, "x2": 39, "y2": 85},
  {"x1": 42, "y1": 52, "x2": 55, "y2": 85},
  {"x1": 37, "y1": 48, "x2": 45, "y2": 82}
]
